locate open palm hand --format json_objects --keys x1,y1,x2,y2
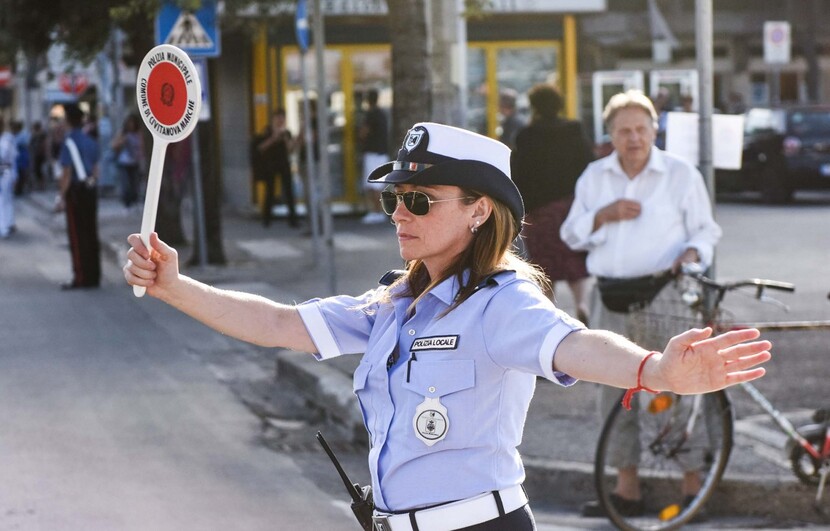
[{"x1": 656, "y1": 327, "x2": 772, "y2": 395}]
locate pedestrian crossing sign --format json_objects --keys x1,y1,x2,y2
[{"x1": 155, "y1": 0, "x2": 220, "y2": 57}]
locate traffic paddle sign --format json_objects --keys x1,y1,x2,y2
[{"x1": 133, "y1": 44, "x2": 202, "y2": 297}]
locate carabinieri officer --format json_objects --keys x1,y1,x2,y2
[{"x1": 124, "y1": 122, "x2": 772, "y2": 531}]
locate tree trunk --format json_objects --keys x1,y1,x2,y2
[
  {"x1": 386, "y1": 0, "x2": 432, "y2": 146},
  {"x1": 188, "y1": 123, "x2": 226, "y2": 266}
]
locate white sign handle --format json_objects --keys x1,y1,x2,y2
[
  {"x1": 134, "y1": 139, "x2": 170, "y2": 298},
  {"x1": 133, "y1": 44, "x2": 202, "y2": 298}
]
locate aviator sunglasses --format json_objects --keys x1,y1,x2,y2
[{"x1": 380, "y1": 190, "x2": 474, "y2": 216}]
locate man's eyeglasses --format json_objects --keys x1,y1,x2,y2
[{"x1": 380, "y1": 190, "x2": 473, "y2": 216}]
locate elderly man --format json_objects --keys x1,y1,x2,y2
[{"x1": 561, "y1": 89, "x2": 722, "y2": 517}]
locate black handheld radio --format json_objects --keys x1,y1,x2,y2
[{"x1": 316, "y1": 431, "x2": 374, "y2": 531}]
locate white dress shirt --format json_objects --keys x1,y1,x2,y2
[{"x1": 560, "y1": 148, "x2": 721, "y2": 278}]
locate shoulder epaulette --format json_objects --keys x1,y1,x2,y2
[
  {"x1": 379, "y1": 269, "x2": 406, "y2": 286},
  {"x1": 471, "y1": 271, "x2": 504, "y2": 294}
]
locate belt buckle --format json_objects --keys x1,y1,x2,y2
[{"x1": 372, "y1": 515, "x2": 392, "y2": 531}]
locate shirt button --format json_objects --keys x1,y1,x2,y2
[
  {"x1": 408, "y1": 329, "x2": 415, "y2": 336},
  {"x1": 428, "y1": 386, "x2": 436, "y2": 393}
]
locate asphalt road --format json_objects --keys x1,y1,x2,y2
[{"x1": 0, "y1": 199, "x2": 356, "y2": 530}]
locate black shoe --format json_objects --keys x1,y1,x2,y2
[{"x1": 582, "y1": 494, "x2": 644, "y2": 517}]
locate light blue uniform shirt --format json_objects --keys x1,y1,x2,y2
[{"x1": 297, "y1": 270, "x2": 583, "y2": 512}]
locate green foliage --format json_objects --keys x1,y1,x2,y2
[
  {"x1": 0, "y1": 0, "x2": 294, "y2": 67},
  {"x1": 0, "y1": 0, "x2": 60, "y2": 60}
]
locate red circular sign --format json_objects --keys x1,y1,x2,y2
[{"x1": 146, "y1": 62, "x2": 188, "y2": 126}]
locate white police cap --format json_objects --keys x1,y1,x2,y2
[{"x1": 367, "y1": 122, "x2": 524, "y2": 229}]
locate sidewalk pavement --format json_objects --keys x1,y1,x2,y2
[{"x1": 24, "y1": 189, "x2": 827, "y2": 526}]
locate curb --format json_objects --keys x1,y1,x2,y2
[{"x1": 275, "y1": 350, "x2": 366, "y2": 442}]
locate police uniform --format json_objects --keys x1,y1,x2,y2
[
  {"x1": 60, "y1": 125, "x2": 101, "y2": 288},
  {"x1": 298, "y1": 123, "x2": 586, "y2": 531}
]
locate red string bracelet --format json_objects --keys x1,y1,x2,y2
[{"x1": 621, "y1": 351, "x2": 660, "y2": 410}]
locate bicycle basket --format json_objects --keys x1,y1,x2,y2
[
  {"x1": 626, "y1": 293, "x2": 736, "y2": 351},
  {"x1": 626, "y1": 302, "x2": 702, "y2": 351}
]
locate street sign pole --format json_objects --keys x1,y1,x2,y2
[
  {"x1": 764, "y1": 21, "x2": 791, "y2": 106},
  {"x1": 696, "y1": 0, "x2": 716, "y2": 283},
  {"x1": 156, "y1": 1, "x2": 220, "y2": 268},
  {"x1": 191, "y1": 126, "x2": 208, "y2": 267},
  {"x1": 696, "y1": 0, "x2": 714, "y2": 201},
  {"x1": 312, "y1": 0, "x2": 336, "y2": 294},
  {"x1": 296, "y1": 0, "x2": 321, "y2": 263}
]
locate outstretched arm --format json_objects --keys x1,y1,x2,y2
[
  {"x1": 553, "y1": 327, "x2": 771, "y2": 395},
  {"x1": 123, "y1": 232, "x2": 316, "y2": 352}
]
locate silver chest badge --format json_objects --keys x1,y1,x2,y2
[{"x1": 413, "y1": 397, "x2": 449, "y2": 446}]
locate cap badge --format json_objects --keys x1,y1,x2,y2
[{"x1": 403, "y1": 129, "x2": 425, "y2": 152}]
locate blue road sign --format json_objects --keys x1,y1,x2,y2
[
  {"x1": 295, "y1": 0, "x2": 310, "y2": 52},
  {"x1": 156, "y1": 0, "x2": 221, "y2": 57}
]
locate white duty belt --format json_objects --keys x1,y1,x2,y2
[{"x1": 372, "y1": 484, "x2": 528, "y2": 531}]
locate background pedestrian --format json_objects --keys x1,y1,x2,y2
[
  {"x1": 252, "y1": 109, "x2": 298, "y2": 228},
  {"x1": 358, "y1": 88, "x2": 389, "y2": 224},
  {"x1": 57, "y1": 103, "x2": 101, "y2": 289},
  {"x1": 560, "y1": 90, "x2": 722, "y2": 517},
  {"x1": 0, "y1": 118, "x2": 18, "y2": 238},
  {"x1": 111, "y1": 114, "x2": 145, "y2": 214},
  {"x1": 511, "y1": 83, "x2": 593, "y2": 323}
]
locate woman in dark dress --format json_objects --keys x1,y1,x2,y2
[{"x1": 511, "y1": 83, "x2": 593, "y2": 324}]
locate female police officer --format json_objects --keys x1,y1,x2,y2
[{"x1": 124, "y1": 122, "x2": 771, "y2": 530}]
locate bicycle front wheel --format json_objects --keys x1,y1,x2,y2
[{"x1": 594, "y1": 390, "x2": 733, "y2": 531}]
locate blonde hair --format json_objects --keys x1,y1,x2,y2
[
  {"x1": 371, "y1": 191, "x2": 548, "y2": 316},
  {"x1": 602, "y1": 89, "x2": 658, "y2": 130}
]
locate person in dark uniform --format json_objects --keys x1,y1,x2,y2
[
  {"x1": 58, "y1": 104, "x2": 100, "y2": 289},
  {"x1": 124, "y1": 122, "x2": 771, "y2": 531},
  {"x1": 252, "y1": 109, "x2": 298, "y2": 228}
]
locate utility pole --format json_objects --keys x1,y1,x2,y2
[
  {"x1": 313, "y1": 0, "x2": 336, "y2": 294},
  {"x1": 696, "y1": 0, "x2": 715, "y2": 280},
  {"x1": 696, "y1": 0, "x2": 714, "y2": 201}
]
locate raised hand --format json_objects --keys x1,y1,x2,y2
[
  {"x1": 652, "y1": 327, "x2": 772, "y2": 395},
  {"x1": 123, "y1": 232, "x2": 180, "y2": 298}
]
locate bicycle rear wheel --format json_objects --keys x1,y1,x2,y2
[{"x1": 594, "y1": 390, "x2": 733, "y2": 531}]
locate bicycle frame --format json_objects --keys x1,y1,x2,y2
[
  {"x1": 684, "y1": 266, "x2": 830, "y2": 507},
  {"x1": 738, "y1": 381, "x2": 824, "y2": 462}
]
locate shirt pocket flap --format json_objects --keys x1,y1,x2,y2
[
  {"x1": 402, "y1": 360, "x2": 475, "y2": 398},
  {"x1": 353, "y1": 361, "x2": 371, "y2": 393}
]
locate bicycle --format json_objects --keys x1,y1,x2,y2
[{"x1": 592, "y1": 265, "x2": 830, "y2": 531}]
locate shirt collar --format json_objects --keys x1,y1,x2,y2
[
  {"x1": 429, "y1": 273, "x2": 466, "y2": 306},
  {"x1": 603, "y1": 146, "x2": 666, "y2": 178},
  {"x1": 388, "y1": 269, "x2": 514, "y2": 307}
]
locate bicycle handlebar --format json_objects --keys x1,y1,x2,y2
[{"x1": 681, "y1": 267, "x2": 795, "y2": 300}]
